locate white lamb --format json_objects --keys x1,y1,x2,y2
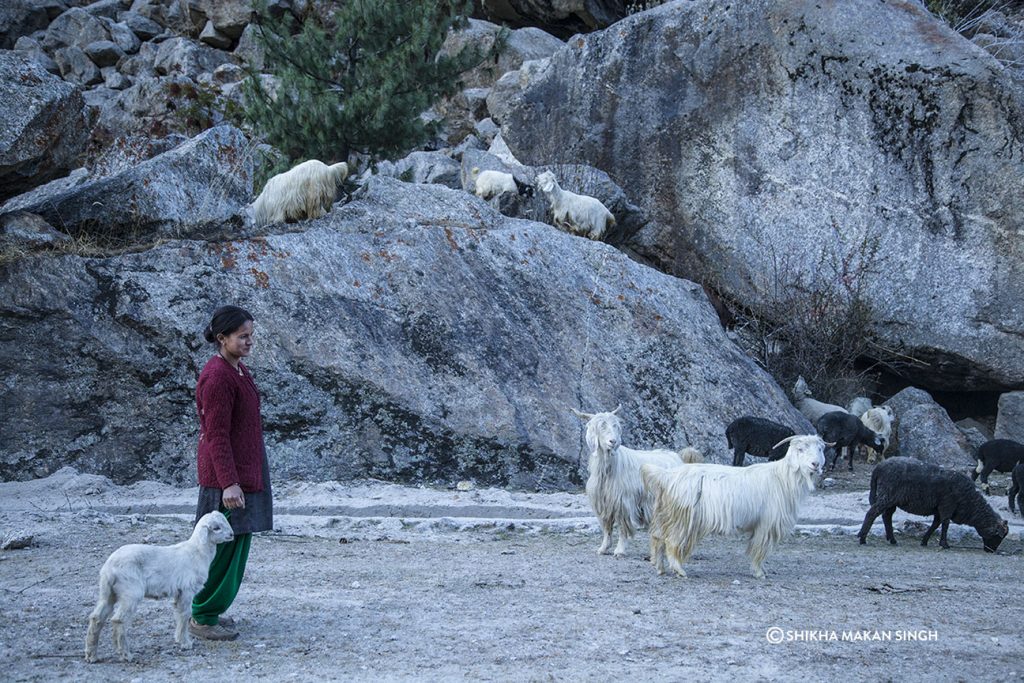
[
  {"x1": 535, "y1": 170, "x2": 615, "y2": 240},
  {"x1": 470, "y1": 167, "x2": 518, "y2": 200},
  {"x1": 84, "y1": 511, "x2": 234, "y2": 663},
  {"x1": 793, "y1": 376, "x2": 849, "y2": 423},
  {"x1": 250, "y1": 159, "x2": 349, "y2": 227},
  {"x1": 572, "y1": 406, "x2": 688, "y2": 557},
  {"x1": 861, "y1": 405, "x2": 895, "y2": 464},
  {"x1": 642, "y1": 435, "x2": 826, "y2": 579}
]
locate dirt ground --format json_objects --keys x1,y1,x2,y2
[{"x1": 1, "y1": 467, "x2": 1023, "y2": 682}]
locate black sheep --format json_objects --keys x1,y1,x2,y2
[
  {"x1": 857, "y1": 456, "x2": 1008, "y2": 552},
  {"x1": 725, "y1": 416, "x2": 796, "y2": 467},
  {"x1": 1009, "y1": 463, "x2": 1024, "y2": 517},
  {"x1": 513, "y1": 177, "x2": 535, "y2": 198},
  {"x1": 971, "y1": 438, "x2": 1024, "y2": 493},
  {"x1": 816, "y1": 410, "x2": 886, "y2": 471}
]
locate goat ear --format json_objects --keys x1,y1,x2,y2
[
  {"x1": 571, "y1": 407, "x2": 594, "y2": 421},
  {"x1": 611, "y1": 404, "x2": 622, "y2": 415}
]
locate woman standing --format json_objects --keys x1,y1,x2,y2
[{"x1": 190, "y1": 305, "x2": 273, "y2": 641}]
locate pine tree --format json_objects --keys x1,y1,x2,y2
[{"x1": 242, "y1": 0, "x2": 504, "y2": 166}]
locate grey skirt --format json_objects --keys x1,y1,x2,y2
[{"x1": 195, "y1": 445, "x2": 273, "y2": 535}]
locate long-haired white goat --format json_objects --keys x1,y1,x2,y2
[
  {"x1": 250, "y1": 159, "x2": 349, "y2": 227},
  {"x1": 641, "y1": 435, "x2": 826, "y2": 579},
  {"x1": 573, "y1": 406, "x2": 702, "y2": 557},
  {"x1": 536, "y1": 171, "x2": 616, "y2": 240},
  {"x1": 84, "y1": 511, "x2": 234, "y2": 662}
]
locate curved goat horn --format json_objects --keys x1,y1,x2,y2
[{"x1": 570, "y1": 407, "x2": 594, "y2": 421}]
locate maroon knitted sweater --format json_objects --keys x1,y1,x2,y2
[{"x1": 196, "y1": 355, "x2": 264, "y2": 492}]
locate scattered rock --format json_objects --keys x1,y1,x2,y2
[
  {"x1": 1, "y1": 534, "x2": 34, "y2": 550},
  {"x1": 0, "y1": 52, "x2": 89, "y2": 203},
  {"x1": 995, "y1": 391, "x2": 1024, "y2": 444}
]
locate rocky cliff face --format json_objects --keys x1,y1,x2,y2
[
  {"x1": 2, "y1": 0, "x2": 1021, "y2": 490},
  {"x1": 497, "y1": 0, "x2": 1024, "y2": 392},
  {"x1": 0, "y1": 176, "x2": 809, "y2": 488}
]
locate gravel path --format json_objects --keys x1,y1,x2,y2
[{"x1": 1, "y1": 493, "x2": 1022, "y2": 682}]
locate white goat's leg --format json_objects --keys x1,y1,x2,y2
[
  {"x1": 173, "y1": 592, "x2": 193, "y2": 649},
  {"x1": 111, "y1": 595, "x2": 140, "y2": 662},
  {"x1": 671, "y1": 529, "x2": 704, "y2": 578},
  {"x1": 649, "y1": 533, "x2": 666, "y2": 574},
  {"x1": 747, "y1": 528, "x2": 774, "y2": 580},
  {"x1": 597, "y1": 517, "x2": 614, "y2": 555},
  {"x1": 613, "y1": 523, "x2": 631, "y2": 558},
  {"x1": 665, "y1": 538, "x2": 687, "y2": 578},
  {"x1": 84, "y1": 593, "x2": 115, "y2": 663}
]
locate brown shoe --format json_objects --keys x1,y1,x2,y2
[
  {"x1": 218, "y1": 616, "x2": 236, "y2": 628},
  {"x1": 189, "y1": 618, "x2": 239, "y2": 641}
]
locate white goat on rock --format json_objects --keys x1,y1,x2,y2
[
  {"x1": 536, "y1": 170, "x2": 615, "y2": 240},
  {"x1": 251, "y1": 159, "x2": 349, "y2": 227},
  {"x1": 84, "y1": 511, "x2": 234, "y2": 663}
]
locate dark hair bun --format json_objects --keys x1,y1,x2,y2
[{"x1": 205, "y1": 305, "x2": 255, "y2": 346}]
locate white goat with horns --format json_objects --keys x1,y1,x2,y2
[
  {"x1": 573, "y1": 405, "x2": 702, "y2": 557},
  {"x1": 641, "y1": 435, "x2": 826, "y2": 579},
  {"x1": 85, "y1": 511, "x2": 234, "y2": 662}
]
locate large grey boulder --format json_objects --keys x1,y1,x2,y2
[
  {"x1": 153, "y1": 36, "x2": 237, "y2": 79},
  {"x1": 98, "y1": 16, "x2": 142, "y2": 54},
  {"x1": 118, "y1": 10, "x2": 163, "y2": 41},
  {"x1": 374, "y1": 151, "x2": 463, "y2": 190},
  {"x1": 0, "y1": 0, "x2": 51, "y2": 49},
  {"x1": 42, "y1": 7, "x2": 110, "y2": 51},
  {"x1": 498, "y1": 0, "x2": 1024, "y2": 392},
  {"x1": 1, "y1": 125, "x2": 253, "y2": 240},
  {"x1": 442, "y1": 19, "x2": 564, "y2": 90},
  {"x1": 0, "y1": 176, "x2": 809, "y2": 488},
  {"x1": 472, "y1": 0, "x2": 626, "y2": 39},
  {"x1": 994, "y1": 391, "x2": 1024, "y2": 444},
  {"x1": 82, "y1": 0, "x2": 130, "y2": 21},
  {"x1": 885, "y1": 388, "x2": 973, "y2": 470},
  {"x1": 198, "y1": 0, "x2": 250, "y2": 41},
  {"x1": 0, "y1": 52, "x2": 88, "y2": 203},
  {"x1": 54, "y1": 44, "x2": 103, "y2": 85}
]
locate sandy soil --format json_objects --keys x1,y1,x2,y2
[{"x1": 1, "y1": 467, "x2": 1023, "y2": 682}]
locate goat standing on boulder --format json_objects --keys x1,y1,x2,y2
[
  {"x1": 250, "y1": 159, "x2": 349, "y2": 227},
  {"x1": 858, "y1": 456, "x2": 1008, "y2": 552},
  {"x1": 573, "y1": 406, "x2": 690, "y2": 557},
  {"x1": 536, "y1": 171, "x2": 615, "y2": 240}
]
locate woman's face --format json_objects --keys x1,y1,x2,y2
[{"x1": 218, "y1": 320, "x2": 254, "y2": 359}]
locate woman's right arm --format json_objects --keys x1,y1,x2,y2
[{"x1": 200, "y1": 377, "x2": 241, "y2": 490}]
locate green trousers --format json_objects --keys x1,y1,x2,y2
[{"x1": 191, "y1": 532, "x2": 252, "y2": 625}]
